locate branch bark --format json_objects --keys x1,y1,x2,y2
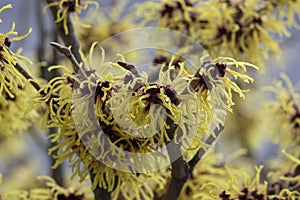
[
  {"x1": 164, "y1": 142, "x2": 189, "y2": 200},
  {"x1": 36, "y1": 0, "x2": 64, "y2": 186},
  {"x1": 163, "y1": 124, "x2": 224, "y2": 200},
  {"x1": 89, "y1": 171, "x2": 112, "y2": 200},
  {"x1": 50, "y1": 42, "x2": 88, "y2": 79},
  {"x1": 13, "y1": 61, "x2": 41, "y2": 91},
  {"x1": 44, "y1": 0, "x2": 84, "y2": 70}
]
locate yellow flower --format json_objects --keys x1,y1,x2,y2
[
  {"x1": 0, "y1": 176, "x2": 92, "y2": 200},
  {"x1": 264, "y1": 73, "x2": 300, "y2": 148},
  {"x1": 137, "y1": 0, "x2": 197, "y2": 35},
  {"x1": 109, "y1": 63, "x2": 197, "y2": 147},
  {"x1": 0, "y1": 4, "x2": 12, "y2": 23},
  {"x1": 35, "y1": 40, "x2": 257, "y2": 198},
  {"x1": 0, "y1": 83, "x2": 39, "y2": 137},
  {"x1": 267, "y1": 150, "x2": 300, "y2": 199},
  {"x1": 212, "y1": 57, "x2": 259, "y2": 109},
  {"x1": 199, "y1": 0, "x2": 284, "y2": 66},
  {"x1": 179, "y1": 149, "x2": 269, "y2": 200},
  {"x1": 137, "y1": 0, "x2": 298, "y2": 67},
  {"x1": 33, "y1": 46, "x2": 167, "y2": 198},
  {"x1": 266, "y1": 0, "x2": 300, "y2": 28},
  {"x1": 75, "y1": 1, "x2": 135, "y2": 54},
  {"x1": 217, "y1": 166, "x2": 269, "y2": 200},
  {"x1": 0, "y1": 24, "x2": 32, "y2": 105},
  {"x1": 44, "y1": 0, "x2": 99, "y2": 35},
  {"x1": 0, "y1": 4, "x2": 37, "y2": 137}
]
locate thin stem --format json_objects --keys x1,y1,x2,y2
[
  {"x1": 117, "y1": 61, "x2": 141, "y2": 77},
  {"x1": 4, "y1": 46, "x2": 42, "y2": 91},
  {"x1": 36, "y1": 0, "x2": 47, "y2": 63},
  {"x1": 50, "y1": 42, "x2": 88, "y2": 79},
  {"x1": 14, "y1": 62, "x2": 41, "y2": 91}
]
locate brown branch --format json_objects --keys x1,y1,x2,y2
[
  {"x1": 163, "y1": 62, "x2": 226, "y2": 199},
  {"x1": 162, "y1": 124, "x2": 224, "y2": 200},
  {"x1": 14, "y1": 62, "x2": 41, "y2": 91},
  {"x1": 36, "y1": 0, "x2": 47, "y2": 64},
  {"x1": 89, "y1": 170, "x2": 112, "y2": 200},
  {"x1": 4, "y1": 48, "x2": 41, "y2": 91},
  {"x1": 36, "y1": 0, "x2": 64, "y2": 186},
  {"x1": 36, "y1": 0, "x2": 60, "y2": 80},
  {"x1": 164, "y1": 140, "x2": 189, "y2": 200},
  {"x1": 44, "y1": 0, "x2": 85, "y2": 70},
  {"x1": 161, "y1": 97, "x2": 188, "y2": 199},
  {"x1": 50, "y1": 42, "x2": 88, "y2": 79},
  {"x1": 117, "y1": 61, "x2": 142, "y2": 77}
]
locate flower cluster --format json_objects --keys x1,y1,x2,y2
[
  {"x1": 0, "y1": 4, "x2": 37, "y2": 136},
  {"x1": 44, "y1": 0, "x2": 99, "y2": 35},
  {"x1": 137, "y1": 0, "x2": 197, "y2": 35},
  {"x1": 176, "y1": 149, "x2": 265, "y2": 200},
  {"x1": 218, "y1": 165, "x2": 268, "y2": 200},
  {"x1": 137, "y1": 0, "x2": 300, "y2": 66},
  {"x1": 262, "y1": 74, "x2": 300, "y2": 199},
  {"x1": 1, "y1": 1, "x2": 300, "y2": 200},
  {"x1": 267, "y1": 150, "x2": 300, "y2": 199},
  {"x1": 0, "y1": 176, "x2": 91, "y2": 200},
  {"x1": 0, "y1": 6, "x2": 32, "y2": 104},
  {"x1": 32, "y1": 46, "x2": 169, "y2": 198},
  {"x1": 179, "y1": 149, "x2": 300, "y2": 199},
  {"x1": 32, "y1": 41, "x2": 257, "y2": 199}
]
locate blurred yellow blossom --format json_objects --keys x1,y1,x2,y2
[
  {"x1": 137, "y1": 0, "x2": 298, "y2": 67},
  {"x1": 44, "y1": 0, "x2": 99, "y2": 35},
  {"x1": 264, "y1": 73, "x2": 300, "y2": 149},
  {"x1": 75, "y1": 2, "x2": 135, "y2": 54},
  {"x1": 0, "y1": 176, "x2": 92, "y2": 200},
  {"x1": 0, "y1": 84, "x2": 39, "y2": 137}
]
